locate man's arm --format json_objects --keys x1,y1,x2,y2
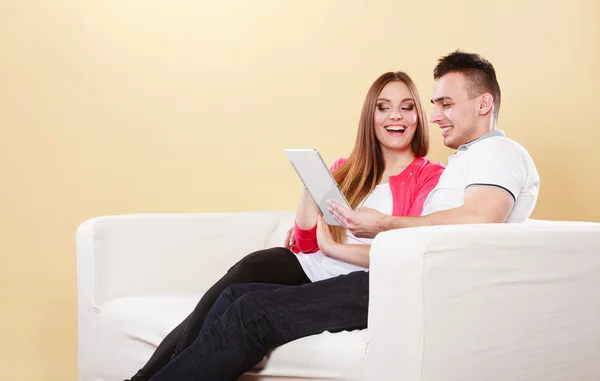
[
  {"x1": 381, "y1": 185, "x2": 514, "y2": 230},
  {"x1": 329, "y1": 185, "x2": 514, "y2": 238}
]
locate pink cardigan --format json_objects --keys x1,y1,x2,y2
[{"x1": 291, "y1": 156, "x2": 445, "y2": 254}]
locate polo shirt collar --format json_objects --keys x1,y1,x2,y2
[{"x1": 457, "y1": 129, "x2": 505, "y2": 151}]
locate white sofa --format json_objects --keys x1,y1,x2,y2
[{"x1": 76, "y1": 211, "x2": 600, "y2": 381}]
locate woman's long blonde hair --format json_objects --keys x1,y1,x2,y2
[{"x1": 330, "y1": 72, "x2": 430, "y2": 243}]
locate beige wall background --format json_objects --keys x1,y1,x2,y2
[{"x1": 1, "y1": 0, "x2": 598, "y2": 379}]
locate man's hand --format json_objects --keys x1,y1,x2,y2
[
  {"x1": 283, "y1": 226, "x2": 295, "y2": 249},
  {"x1": 316, "y1": 215, "x2": 336, "y2": 256},
  {"x1": 327, "y1": 200, "x2": 386, "y2": 239}
]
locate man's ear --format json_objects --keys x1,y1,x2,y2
[{"x1": 478, "y1": 93, "x2": 494, "y2": 115}]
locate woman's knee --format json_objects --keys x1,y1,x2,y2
[{"x1": 227, "y1": 247, "x2": 291, "y2": 280}]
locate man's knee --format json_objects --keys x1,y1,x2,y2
[
  {"x1": 231, "y1": 291, "x2": 279, "y2": 341},
  {"x1": 228, "y1": 290, "x2": 278, "y2": 326},
  {"x1": 209, "y1": 284, "x2": 259, "y2": 325},
  {"x1": 220, "y1": 284, "x2": 247, "y2": 303}
]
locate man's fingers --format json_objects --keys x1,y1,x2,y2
[
  {"x1": 328, "y1": 200, "x2": 344, "y2": 214},
  {"x1": 328, "y1": 202, "x2": 352, "y2": 222},
  {"x1": 330, "y1": 208, "x2": 350, "y2": 230},
  {"x1": 328, "y1": 201, "x2": 352, "y2": 220}
]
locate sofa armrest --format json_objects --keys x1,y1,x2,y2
[{"x1": 367, "y1": 221, "x2": 600, "y2": 381}]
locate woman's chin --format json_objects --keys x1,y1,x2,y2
[{"x1": 379, "y1": 142, "x2": 412, "y2": 153}]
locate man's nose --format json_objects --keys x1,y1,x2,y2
[{"x1": 429, "y1": 105, "x2": 442, "y2": 124}]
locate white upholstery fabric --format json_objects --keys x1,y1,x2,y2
[
  {"x1": 77, "y1": 212, "x2": 600, "y2": 381},
  {"x1": 368, "y1": 222, "x2": 600, "y2": 381},
  {"x1": 96, "y1": 295, "x2": 367, "y2": 381}
]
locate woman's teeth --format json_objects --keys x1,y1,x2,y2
[{"x1": 385, "y1": 126, "x2": 405, "y2": 132}]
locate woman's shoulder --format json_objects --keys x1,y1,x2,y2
[
  {"x1": 413, "y1": 156, "x2": 446, "y2": 178},
  {"x1": 415, "y1": 156, "x2": 445, "y2": 168},
  {"x1": 329, "y1": 157, "x2": 348, "y2": 171}
]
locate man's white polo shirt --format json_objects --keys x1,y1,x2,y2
[{"x1": 421, "y1": 130, "x2": 540, "y2": 223}]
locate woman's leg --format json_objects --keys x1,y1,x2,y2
[
  {"x1": 128, "y1": 247, "x2": 309, "y2": 381},
  {"x1": 126, "y1": 317, "x2": 190, "y2": 381}
]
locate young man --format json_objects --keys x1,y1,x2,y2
[{"x1": 148, "y1": 51, "x2": 540, "y2": 381}]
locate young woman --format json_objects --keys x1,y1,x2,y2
[{"x1": 127, "y1": 71, "x2": 444, "y2": 381}]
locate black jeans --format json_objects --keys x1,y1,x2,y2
[
  {"x1": 129, "y1": 247, "x2": 311, "y2": 381},
  {"x1": 148, "y1": 271, "x2": 370, "y2": 381}
]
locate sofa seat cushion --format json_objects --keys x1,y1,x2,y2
[{"x1": 96, "y1": 295, "x2": 368, "y2": 381}]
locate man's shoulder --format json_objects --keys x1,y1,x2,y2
[
  {"x1": 469, "y1": 136, "x2": 534, "y2": 163},
  {"x1": 467, "y1": 136, "x2": 540, "y2": 184}
]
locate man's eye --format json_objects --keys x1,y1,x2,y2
[{"x1": 442, "y1": 104, "x2": 452, "y2": 108}]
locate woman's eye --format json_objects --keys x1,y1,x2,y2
[
  {"x1": 401, "y1": 106, "x2": 414, "y2": 111},
  {"x1": 377, "y1": 106, "x2": 390, "y2": 111},
  {"x1": 443, "y1": 104, "x2": 452, "y2": 108}
]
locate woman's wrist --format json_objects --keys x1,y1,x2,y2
[{"x1": 322, "y1": 242, "x2": 340, "y2": 258}]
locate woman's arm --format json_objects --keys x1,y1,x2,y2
[
  {"x1": 291, "y1": 187, "x2": 321, "y2": 253},
  {"x1": 316, "y1": 215, "x2": 370, "y2": 267},
  {"x1": 322, "y1": 243, "x2": 371, "y2": 268},
  {"x1": 295, "y1": 187, "x2": 319, "y2": 229}
]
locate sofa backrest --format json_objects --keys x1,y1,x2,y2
[{"x1": 77, "y1": 211, "x2": 295, "y2": 306}]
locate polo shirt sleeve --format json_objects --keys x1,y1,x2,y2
[{"x1": 466, "y1": 138, "x2": 529, "y2": 201}]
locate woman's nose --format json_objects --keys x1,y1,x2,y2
[{"x1": 389, "y1": 108, "x2": 402, "y2": 120}]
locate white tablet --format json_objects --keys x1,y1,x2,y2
[{"x1": 284, "y1": 149, "x2": 352, "y2": 226}]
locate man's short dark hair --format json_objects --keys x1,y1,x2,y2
[{"x1": 434, "y1": 50, "x2": 501, "y2": 122}]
